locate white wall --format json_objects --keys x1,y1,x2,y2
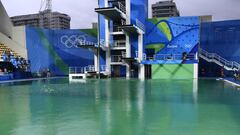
[
  {"x1": 0, "y1": 1, "x2": 28, "y2": 59},
  {"x1": 12, "y1": 26, "x2": 27, "y2": 50},
  {"x1": 0, "y1": 1, "x2": 13, "y2": 38},
  {"x1": 0, "y1": 30, "x2": 28, "y2": 59}
]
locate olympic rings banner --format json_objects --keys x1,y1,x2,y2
[
  {"x1": 26, "y1": 27, "x2": 97, "y2": 75},
  {"x1": 60, "y1": 35, "x2": 97, "y2": 48}
]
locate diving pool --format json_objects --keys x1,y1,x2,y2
[{"x1": 0, "y1": 78, "x2": 240, "y2": 135}]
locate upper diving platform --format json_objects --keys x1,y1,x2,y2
[
  {"x1": 119, "y1": 20, "x2": 145, "y2": 35},
  {"x1": 95, "y1": 1, "x2": 126, "y2": 21}
]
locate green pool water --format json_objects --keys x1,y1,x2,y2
[{"x1": 0, "y1": 78, "x2": 240, "y2": 135}]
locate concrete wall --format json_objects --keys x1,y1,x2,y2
[
  {"x1": 0, "y1": 1, "x2": 28, "y2": 59},
  {"x1": 0, "y1": 28, "x2": 28, "y2": 59},
  {"x1": 12, "y1": 26, "x2": 27, "y2": 51},
  {"x1": 0, "y1": 1, "x2": 13, "y2": 37}
]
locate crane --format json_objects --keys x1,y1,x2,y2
[
  {"x1": 39, "y1": 0, "x2": 53, "y2": 28},
  {"x1": 46, "y1": 0, "x2": 52, "y2": 11},
  {"x1": 39, "y1": 0, "x2": 52, "y2": 12}
]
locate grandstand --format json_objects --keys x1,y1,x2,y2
[
  {"x1": 0, "y1": 1, "x2": 30, "y2": 80},
  {"x1": 0, "y1": 43, "x2": 18, "y2": 58}
]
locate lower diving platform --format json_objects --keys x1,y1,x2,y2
[{"x1": 69, "y1": 66, "x2": 108, "y2": 81}]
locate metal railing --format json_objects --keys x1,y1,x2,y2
[
  {"x1": 111, "y1": 1, "x2": 126, "y2": 14},
  {"x1": 152, "y1": 53, "x2": 196, "y2": 61},
  {"x1": 117, "y1": 2, "x2": 126, "y2": 14},
  {"x1": 135, "y1": 51, "x2": 147, "y2": 60},
  {"x1": 199, "y1": 48, "x2": 240, "y2": 71},
  {"x1": 111, "y1": 40, "x2": 126, "y2": 48},
  {"x1": 111, "y1": 55, "x2": 123, "y2": 63},
  {"x1": 69, "y1": 67, "x2": 85, "y2": 74},
  {"x1": 136, "y1": 51, "x2": 196, "y2": 61},
  {"x1": 69, "y1": 65, "x2": 108, "y2": 74},
  {"x1": 113, "y1": 26, "x2": 124, "y2": 32}
]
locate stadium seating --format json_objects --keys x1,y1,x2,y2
[
  {"x1": 0, "y1": 43, "x2": 31, "y2": 80},
  {"x1": 0, "y1": 43, "x2": 18, "y2": 58}
]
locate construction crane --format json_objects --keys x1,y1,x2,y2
[
  {"x1": 39, "y1": 0, "x2": 52, "y2": 11},
  {"x1": 39, "y1": 0, "x2": 52, "y2": 28},
  {"x1": 46, "y1": 0, "x2": 52, "y2": 11}
]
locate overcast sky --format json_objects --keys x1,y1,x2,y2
[{"x1": 1, "y1": 0, "x2": 240, "y2": 29}]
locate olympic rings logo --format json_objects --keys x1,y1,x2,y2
[{"x1": 60, "y1": 35, "x2": 97, "y2": 48}]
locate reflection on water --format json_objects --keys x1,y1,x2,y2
[{"x1": 0, "y1": 79, "x2": 240, "y2": 135}]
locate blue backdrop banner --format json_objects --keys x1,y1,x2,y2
[
  {"x1": 144, "y1": 16, "x2": 200, "y2": 64},
  {"x1": 26, "y1": 26, "x2": 97, "y2": 75}
]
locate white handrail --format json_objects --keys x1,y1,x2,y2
[
  {"x1": 111, "y1": 55, "x2": 123, "y2": 62},
  {"x1": 69, "y1": 65, "x2": 108, "y2": 74},
  {"x1": 112, "y1": 40, "x2": 126, "y2": 47},
  {"x1": 117, "y1": 2, "x2": 126, "y2": 14},
  {"x1": 199, "y1": 48, "x2": 240, "y2": 71},
  {"x1": 144, "y1": 53, "x2": 196, "y2": 61}
]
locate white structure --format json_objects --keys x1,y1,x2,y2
[
  {"x1": 0, "y1": 1, "x2": 28, "y2": 59},
  {"x1": 95, "y1": 0, "x2": 146, "y2": 79}
]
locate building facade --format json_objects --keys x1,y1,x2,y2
[
  {"x1": 11, "y1": 10, "x2": 71, "y2": 29},
  {"x1": 200, "y1": 15, "x2": 212, "y2": 22},
  {"x1": 152, "y1": 0, "x2": 180, "y2": 18}
]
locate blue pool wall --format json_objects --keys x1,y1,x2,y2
[
  {"x1": 200, "y1": 20, "x2": 240, "y2": 63},
  {"x1": 200, "y1": 20, "x2": 240, "y2": 77}
]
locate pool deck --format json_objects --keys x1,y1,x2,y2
[{"x1": 0, "y1": 77, "x2": 67, "y2": 84}]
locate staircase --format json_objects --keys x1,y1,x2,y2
[{"x1": 199, "y1": 48, "x2": 240, "y2": 71}]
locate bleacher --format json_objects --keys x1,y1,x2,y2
[
  {"x1": 0, "y1": 43, "x2": 18, "y2": 59},
  {"x1": 0, "y1": 43, "x2": 31, "y2": 80}
]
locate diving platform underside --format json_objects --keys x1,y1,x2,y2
[
  {"x1": 95, "y1": 7, "x2": 126, "y2": 21},
  {"x1": 76, "y1": 44, "x2": 106, "y2": 51},
  {"x1": 119, "y1": 25, "x2": 141, "y2": 35}
]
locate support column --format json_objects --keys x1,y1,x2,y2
[
  {"x1": 193, "y1": 63, "x2": 198, "y2": 79},
  {"x1": 94, "y1": 52, "x2": 99, "y2": 73},
  {"x1": 105, "y1": 19, "x2": 111, "y2": 76},
  {"x1": 126, "y1": 33, "x2": 131, "y2": 79},
  {"x1": 125, "y1": 0, "x2": 131, "y2": 79},
  {"x1": 138, "y1": 33, "x2": 145, "y2": 80},
  {"x1": 104, "y1": 0, "x2": 111, "y2": 76},
  {"x1": 125, "y1": 0, "x2": 131, "y2": 25}
]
